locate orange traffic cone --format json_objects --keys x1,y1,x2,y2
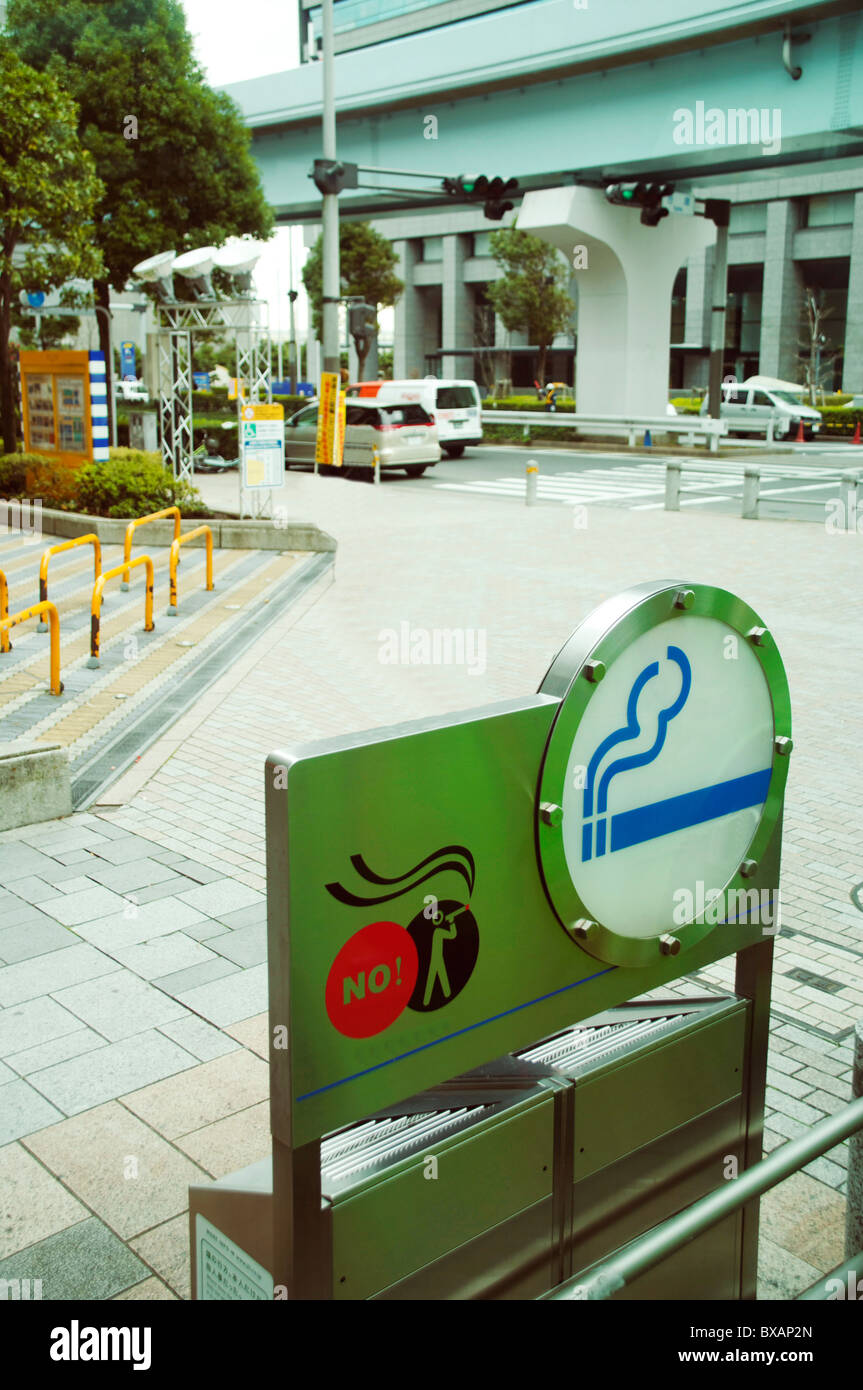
[
  {"x1": 795, "y1": 419, "x2": 805, "y2": 443},
  {"x1": 853, "y1": 421, "x2": 861, "y2": 445}
]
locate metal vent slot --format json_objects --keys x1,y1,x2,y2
[
  {"x1": 321, "y1": 1105, "x2": 488, "y2": 1183},
  {"x1": 518, "y1": 1012, "x2": 692, "y2": 1072}
]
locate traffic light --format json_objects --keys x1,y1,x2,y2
[
  {"x1": 443, "y1": 173, "x2": 520, "y2": 220},
  {"x1": 312, "y1": 159, "x2": 359, "y2": 195},
  {"x1": 483, "y1": 176, "x2": 519, "y2": 221},
  {"x1": 605, "y1": 182, "x2": 675, "y2": 227},
  {"x1": 348, "y1": 302, "x2": 377, "y2": 339}
]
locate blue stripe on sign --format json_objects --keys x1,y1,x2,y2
[
  {"x1": 609, "y1": 767, "x2": 772, "y2": 854},
  {"x1": 92, "y1": 431, "x2": 109, "y2": 443}
]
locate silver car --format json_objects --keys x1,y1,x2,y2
[{"x1": 284, "y1": 398, "x2": 440, "y2": 477}]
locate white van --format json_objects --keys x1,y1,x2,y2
[
  {"x1": 699, "y1": 377, "x2": 822, "y2": 439},
  {"x1": 346, "y1": 378, "x2": 483, "y2": 457}
]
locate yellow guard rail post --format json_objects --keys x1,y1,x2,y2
[
  {"x1": 38, "y1": 533, "x2": 101, "y2": 631},
  {"x1": 0, "y1": 569, "x2": 11, "y2": 653},
  {"x1": 90, "y1": 554, "x2": 154, "y2": 667},
  {"x1": 167, "y1": 525, "x2": 214, "y2": 615},
  {"x1": 0, "y1": 601, "x2": 63, "y2": 693},
  {"x1": 121, "y1": 507, "x2": 181, "y2": 590}
]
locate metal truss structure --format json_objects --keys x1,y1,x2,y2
[{"x1": 156, "y1": 299, "x2": 272, "y2": 490}]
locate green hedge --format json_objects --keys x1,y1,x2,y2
[{"x1": 0, "y1": 449, "x2": 209, "y2": 518}]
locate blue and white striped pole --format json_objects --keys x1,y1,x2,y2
[{"x1": 88, "y1": 350, "x2": 110, "y2": 461}]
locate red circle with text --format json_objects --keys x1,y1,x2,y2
[{"x1": 325, "y1": 921, "x2": 418, "y2": 1039}]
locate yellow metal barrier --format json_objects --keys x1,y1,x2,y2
[
  {"x1": 0, "y1": 569, "x2": 10, "y2": 654},
  {"x1": 90, "y1": 555, "x2": 154, "y2": 667},
  {"x1": 121, "y1": 507, "x2": 181, "y2": 590},
  {"x1": 38, "y1": 533, "x2": 101, "y2": 631},
  {"x1": 0, "y1": 601, "x2": 63, "y2": 694},
  {"x1": 167, "y1": 525, "x2": 214, "y2": 615}
]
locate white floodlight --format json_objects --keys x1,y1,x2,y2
[
  {"x1": 132, "y1": 250, "x2": 177, "y2": 303},
  {"x1": 172, "y1": 246, "x2": 217, "y2": 300},
  {"x1": 212, "y1": 239, "x2": 264, "y2": 296}
]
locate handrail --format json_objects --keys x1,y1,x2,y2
[
  {"x1": 167, "y1": 525, "x2": 214, "y2": 616},
  {"x1": 543, "y1": 1092, "x2": 863, "y2": 1300},
  {"x1": 481, "y1": 409, "x2": 728, "y2": 453},
  {"x1": 0, "y1": 569, "x2": 10, "y2": 654},
  {"x1": 121, "y1": 507, "x2": 181, "y2": 590},
  {"x1": 38, "y1": 534, "x2": 101, "y2": 631},
  {"x1": 0, "y1": 601, "x2": 63, "y2": 694},
  {"x1": 89, "y1": 554, "x2": 154, "y2": 667}
]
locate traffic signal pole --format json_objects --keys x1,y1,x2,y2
[
  {"x1": 321, "y1": 0, "x2": 340, "y2": 376},
  {"x1": 707, "y1": 204, "x2": 730, "y2": 424}
]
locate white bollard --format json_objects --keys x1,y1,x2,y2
[
  {"x1": 742, "y1": 466, "x2": 760, "y2": 519},
  {"x1": 526, "y1": 460, "x2": 538, "y2": 506},
  {"x1": 665, "y1": 461, "x2": 681, "y2": 511},
  {"x1": 840, "y1": 472, "x2": 858, "y2": 532}
]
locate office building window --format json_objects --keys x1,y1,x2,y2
[
  {"x1": 422, "y1": 237, "x2": 444, "y2": 262},
  {"x1": 805, "y1": 193, "x2": 855, "y2": 227}
]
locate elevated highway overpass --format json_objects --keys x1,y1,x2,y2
[{"x1": 223, "y1": 0, "x2": 863, "y2": 223}]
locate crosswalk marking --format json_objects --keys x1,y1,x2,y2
[{"x1": 434, "y1": 459, "x2": 844, "y2": 508}]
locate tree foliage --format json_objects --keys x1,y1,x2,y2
[
  {"x1": 303, "y1": 222, "x2": 403, "y2": 376},
  {"x1": 486, "y1": 226, "x2": 574, "y2": 383},
  {"x1": 0, "y1": 39, "x2": 104, "y2": 450},
  {"x1": 7, "y1": 0, "x2": 275, "y2": 430}
]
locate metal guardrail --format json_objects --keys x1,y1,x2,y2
[
  {"x1": 167, "y1": 525, "x2": 214, "y2": 615},
  {"x1": 89, "y1": 554, "x2": 154, "y2": 667},
  {"x1": 543, "y1": 1092, "x2": 863, "y2": 1301},
  {"x1": 121, "y1": 506, "x2": 181, "y2": 590},
  {"x1": 0, "y1": 600, "x2": 63, "y2": 694},
  {"x1": 481, "y1": 410, "x2": 728, "y2": 453},
  {"x1": 38, "y1": 534, "x2": 101, "y2": 631},
  {"x1": 665, "y1": 461, "x2": 858, "y2": 521}
]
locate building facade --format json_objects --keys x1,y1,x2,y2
[{"x1": 343, "y1": 160, "x2": 863, "y2": 394}]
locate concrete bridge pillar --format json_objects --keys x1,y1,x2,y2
[
  {"x1": 393, "y1": 239, "x2": 425, "y2": 379},
  {"x1": 441, "y1": 234, "x2": 473, "y2": 379},
  {"x1": 760, "y1": 201, "x2": 804, "y2": 383},
  {"x1": 517, "y1": 187, "x2": 716, "y2": 416}
]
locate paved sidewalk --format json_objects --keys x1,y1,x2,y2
[{"x1": 1, "y1": 465, "x2": 862, "y2": 1298}]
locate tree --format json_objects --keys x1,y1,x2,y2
[
  {"x1": 302, "y1": 223, "x2": 403, "y2": 380},
  {"x1": 486, "y1": 226, "x2": 574, "y2": 385},
  {"x1": 799, "y1": 289, "x2": 840, "y2": 404},
  {"x1": 7, "y1": 0, "x2": 274, "y2": 437},
  {"x1": 0, "y1": 40, "x2": 104, "y2": 452}
]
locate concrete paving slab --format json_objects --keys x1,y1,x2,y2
[
  {"x1": 0, "y1": 945, "x2": 120, "y2": 1008},
  {"x1": 6, "y1": 1028, "x2": 107, "y2": 1077},
  {"x1": 223, "y1": 1013, "x2": 269, "y2": 1059},
  {"x1": 176, "y1": 879, "x2": 265, "y2": 917},
  {"x1": 0, "y1": 1078, "x2": 65, "y2": 1143},
  {"x1": 23, "y1": 1102, "x2": 210, "y2": 1240},
  {"x1": 25, "y1": 1031, "x2": 198, "y2": 1115},
  {"x1": 0, "y1": 917, "x2": 77, "y2": 965},
  {"x1": 69, "y1": 898, "x2": 208, "y2": 951},
  {"x1": 157, "y1": 1015, "x2": 241, "y2": 1063},
  {"x1": 149, "y1": 957, "x2": 240, "y2": 998},
  {"x1": 209, "y1": 923, "x2": 266, "y2": 968},
  {"x1": 38, "y1": 885, "x2": 129, "y2": 928},
  {"x1": 175, "y1": 1100, "x2": 270, "y2": 1179},
  {"x1": 129, "y1": 1213, "x2": 191, "y2": 1300},
  {"x1": 0, "y1": 1216, "x2": 149, "y2": 1300},
  {"x1": 105, "y1": 934, "x2": 218, "y2": 982},
  {"x1": 0, "y1": 1142, "x2": 88, "y2": 1259},
  {"x1": 174, "y1": 963, "x2": 268, "y2": 1028},
  {"x1": 0, "y1": 996, "x2": 91, "y2": 1058},
  {"x1": 113, "y1": 1275, "x2": 178, "y2": 1300},
  {"x1": 121, "y1": 1048, "x2": 269, "y2": 1140},
  {"x1": 51, "y1": 972, "x2": 188, "y2": 1042}
]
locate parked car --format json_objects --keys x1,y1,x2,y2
[
  {"x1": 699, "y1": 379, "x2": 822, "y2": 439},
  {"x1": 345, "y1": 378, "x2": 482, "y2": 458},
  {"x1": 284, "y1": 398, "x2": 441, "y2": 477}
]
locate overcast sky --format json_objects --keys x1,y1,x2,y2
[
  {"x1": 180, "y1": 1, "x2": 310, "y2": 349},
  {"x1": 181, "y1": 0, "x2": 299, "y2": 85}
]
